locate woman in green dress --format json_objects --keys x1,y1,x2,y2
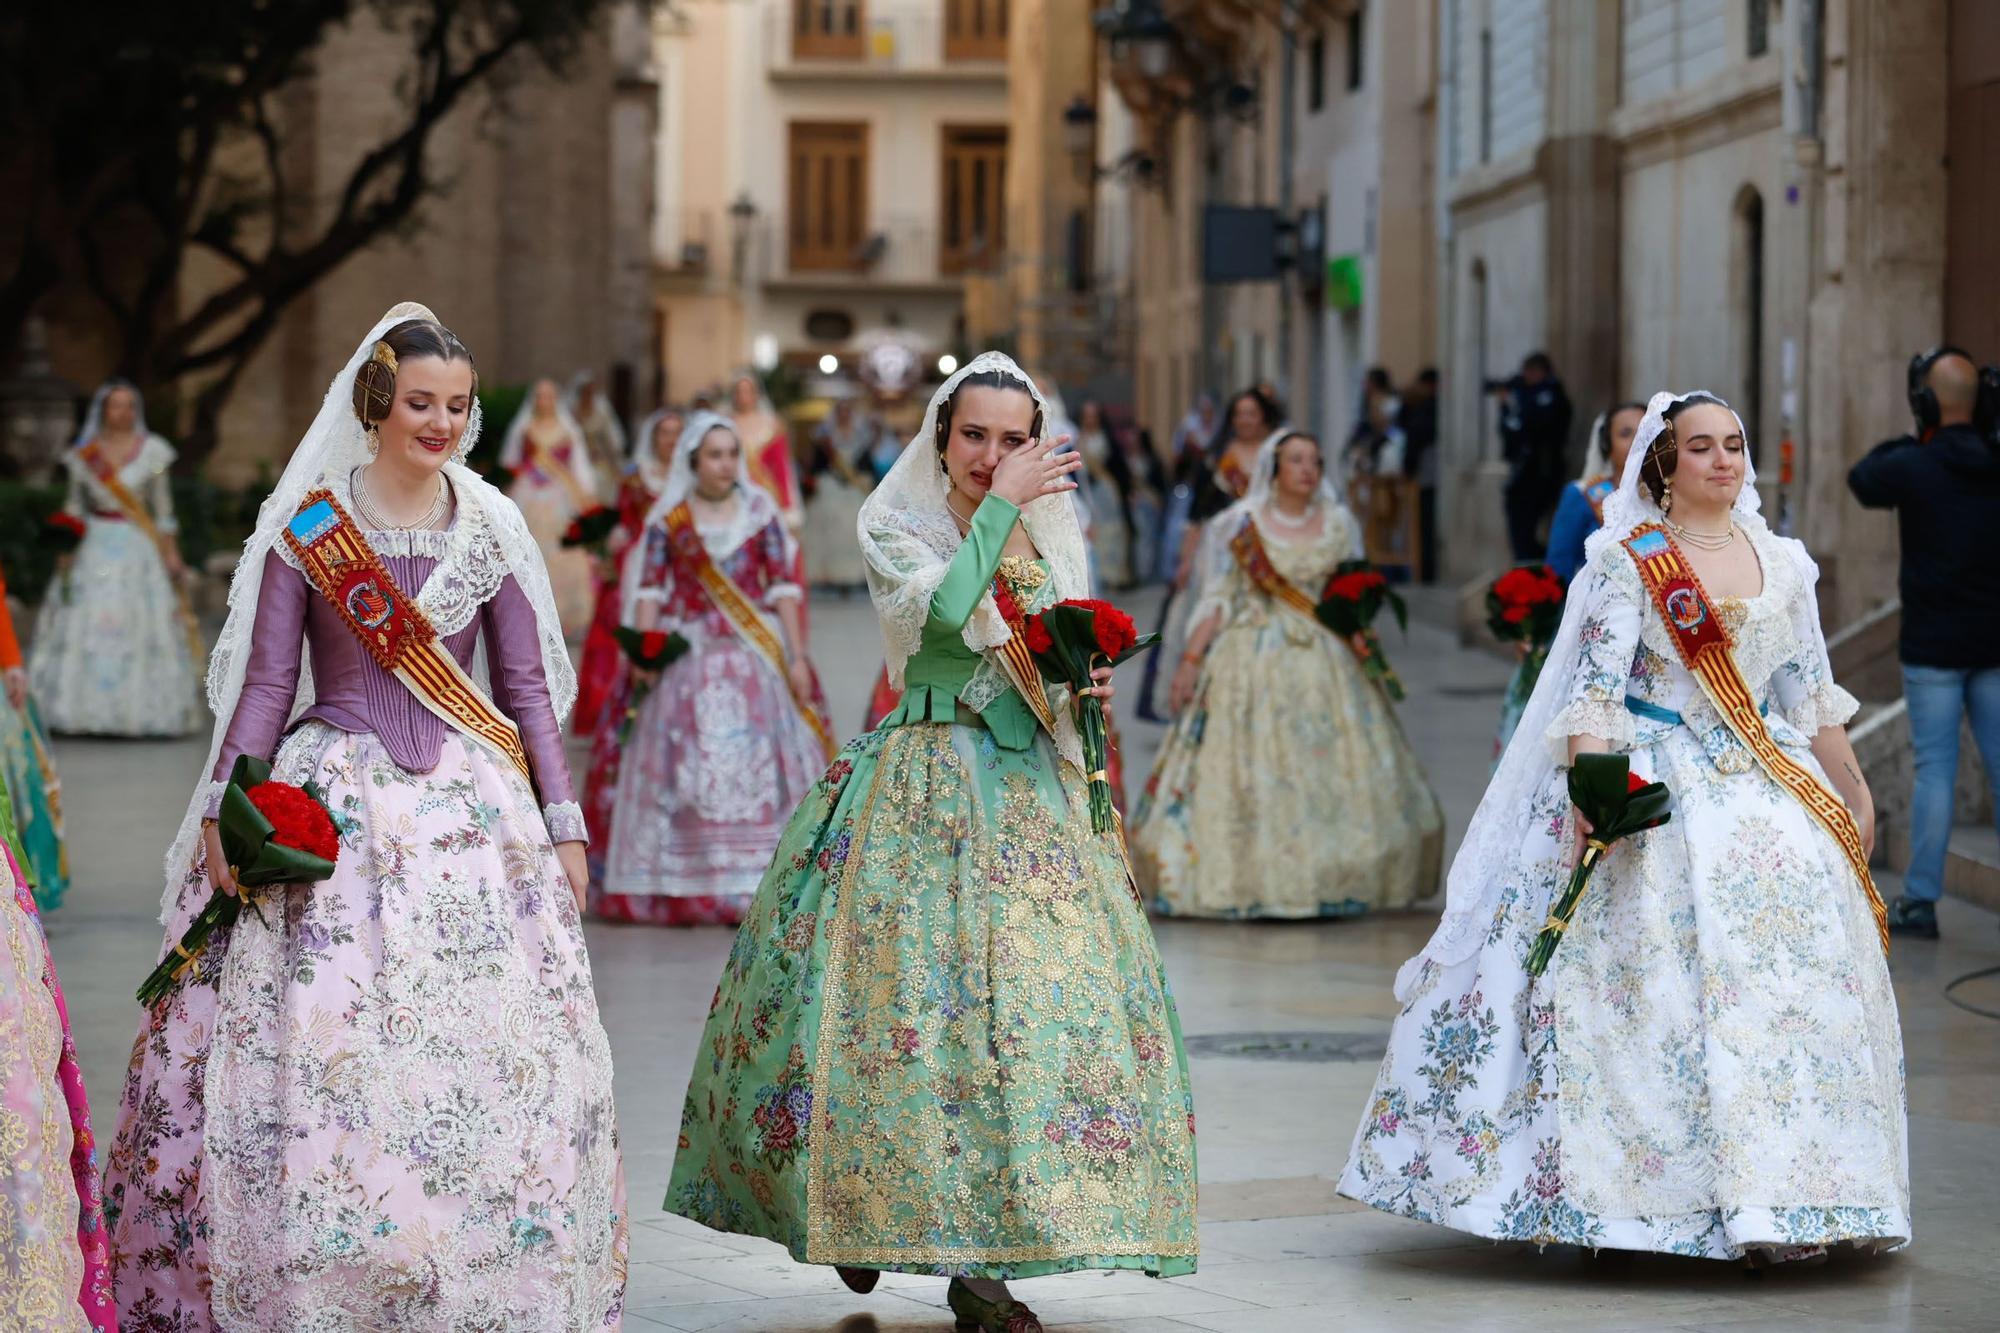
[{"x1": 666, "y1": 353, "x2": 1199, "y2": 1332}]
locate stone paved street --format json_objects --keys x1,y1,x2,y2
[{"x1": 42, "y1": 589, "x2": 2000, "y2": 1332}]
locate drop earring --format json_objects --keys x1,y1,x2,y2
[
  {"x1": 365, "y1": 423, "x2": 381, "y2": 457},
  {"x1": 1660, "y1": 480, "x2": 1673, "y2": 515}
]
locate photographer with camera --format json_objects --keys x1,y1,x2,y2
[
  {"x1": 1848, "y1": 347, "x2": 2000, "y2": 940},
  {"x1": 1489, "y1": 352, "x2": 1574, "y2": 561}
]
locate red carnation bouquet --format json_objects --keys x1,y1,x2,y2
[
  {"x1": 613, "y1": 625, "x2": 690, "y2": 742},
  {"x1": 1314, "y1": 560, "x2": 1409, "y2": 701},
  {"x1": 1486, "y1": 564, "x2": 1566, "y2": 647},
  {"x1": 39, "y1": 511, "x2": 86, "y2": 553},
  {"x1": 137, "y1": 754, "x2": 341, "y2": 1007},
  {"x1": 1524, "y1": 753, "x2": 1674, "y2": 977},
  {"x1": 1013, "y1": 596, "x2": 1160, "y2": 833},
  {"x1": 561, "y1": 505, "x2": 621, "y2": 556}
]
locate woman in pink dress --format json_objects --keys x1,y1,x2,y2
[
  {"x1": 103, "y1": 305, "x2": 626, "y2": 1330},
  {"x1": 2, "y1": 801, "x2": 115, "y2": 1331},
  {"x1": 593, "y1": 412, "x2": 832, "y2": 926},
  {"x1": 498, "y1": 378, "x2": 600, "y2": 635}
]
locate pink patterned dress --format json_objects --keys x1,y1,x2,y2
[
  {"x1": 2, "y1": 838, "x2": 116, "y2": 1330},
  {"x1": 592, "y1": 504, "x2": 830, "y2": 926},
  {"x1": 104, "y1": 496, "x2": 626, "y2": 1330}
]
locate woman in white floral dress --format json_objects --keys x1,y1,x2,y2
[
  {"x1": 1340, "y1": 391, "x2": 1908, "y2": 1261},
  {"x1": 30, "y1": 380, "x2": 203, "y2": 736},
  {"x1": 104, "y1": 305, "x2": 626, "y2": 1329}
]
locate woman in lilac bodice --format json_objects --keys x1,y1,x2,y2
[{"x1": 102, "y1": 305, "x2": 627, "y2": 1331}]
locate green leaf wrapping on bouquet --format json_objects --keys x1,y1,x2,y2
[
  {"x1": 1523, "y1": 752, "x2": 1674, "y2": 977},
  {"x1": 136, "y1": 756, "x2": 340, "y2": 1006},
  {"x1": 612, "y1": 625, "x2": 691, "y2": 670},
  {"x1": 1020, "y1": 600, "x2": 1160, "y2": 834}
]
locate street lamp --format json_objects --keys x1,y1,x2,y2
[
  {"x1": 817, "y1": 353, "x2": 839, "y2": 375},
  {"x1": 728, "y1": 192, "x2": 757, "y2": 283},
  {"x1": 1100, "y1": 0, "x2": 1177, "y2": 81}
]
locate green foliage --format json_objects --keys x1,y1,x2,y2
[
  {"x1": 471, "y1": 382, "x2": 527, "y2": 480},
  {"x1": 0, "y1": 481, "x2": 69, "y2": 602}
]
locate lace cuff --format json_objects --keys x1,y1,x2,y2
[
  {"x1": 1785, "y1": 681, "x2": 1860, "y2": 735},
  {"x1": 543, "y1": 800, "x2": 588, "y2": 846},
  {"x1": 1545, "y1": 697, "x2": 1635, "y2": 765},
  {"x1": 198, "y1": 779, "x2": 229, "y2": 822}
]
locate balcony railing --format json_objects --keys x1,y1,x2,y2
[{"x1": 769, "y1": 1, "x2": 1008, "y2": 76}]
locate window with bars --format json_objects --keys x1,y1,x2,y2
[
  {"x1": 945, "y1": 0, "x2": 1008, "y2": 61},
  {"x1": 788, "y1": 121, "x2": 870, "y2": 272},
  {"x1": 794, "y1": 0, "x2": 864, "y2": 60},
  {"x1": 940, "y1": 125, "x2": 1008, "y2": 275}
]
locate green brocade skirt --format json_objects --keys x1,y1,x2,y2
[{"x1": 666, "y1": 718, "x2": 1200, "y2": 1278}]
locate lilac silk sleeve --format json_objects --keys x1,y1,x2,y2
[
  {"x1": 481, "y1": 574, "x2": 585, "y2": 839},
  {"x1": 206, "y1": 548, "x2": 309, "y2": 812}
]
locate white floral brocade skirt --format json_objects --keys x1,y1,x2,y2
[{"x1": 1338, "y1": 726, "x2": 1910, "y2": 1258}]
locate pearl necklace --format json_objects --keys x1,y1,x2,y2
[
  {"x1": 1667, "y1": 518, "x2": 1736, "y2": 551},
  {"x1": 1263, "y1": 499, "x2": 1320, "y2": 529},
  {"x1": 354, "y1": 468, "x2": 449, "y2": 532}
]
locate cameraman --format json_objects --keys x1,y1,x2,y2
[
  {"x1": 1848, "y1": 349, "x2": 2000, "y2": 940},
  {"x1": 1489, "y1": 352, "x2": 1573, "y2": 560}
]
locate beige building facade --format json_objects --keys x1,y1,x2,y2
[
  {"x1": 181, "y1": 9, "x2": 657, "y2": 485},
  {"x1": 1433, "y1": 0, "x2": 1995, "y2": 632},
  {"x1": 652, "y1": 0, "x2": 1011, "y2": 399}
]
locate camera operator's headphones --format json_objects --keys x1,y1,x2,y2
[{"x1": 1907, "y1": 345, "x2": 2000, "y2": 437}]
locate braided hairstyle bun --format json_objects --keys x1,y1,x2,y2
[{"x1": 350, "y1": 317, "x2": 477, "y2": 427}]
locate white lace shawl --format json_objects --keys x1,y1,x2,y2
[
  {"x1": 159, "y1": 302, "x2": 577, "y2": 920},
  {"x1": 1394, "y1": 388, "x2": 1835, "y2": 999},
  {"x1": 854, "y1": 351, "x2": 1092, "y2": 771}
]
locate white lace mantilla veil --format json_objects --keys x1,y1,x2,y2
[
  {"x1": 1577, "y1": 409, "x2": 1611, "y2": 487},
  {"x1": 157, "y1": 301, "x2": 577, "y2": 920},
  {"x1": 72, "y1": 378, "x2": 170, "y2": 452},
  {"x1": 617, "y1": 410, "x2": 791, "y2": 625},
  {"x1": 855, "y1": 351, "x2": 1093, "y2": 772},
  {"x1": 1184, "y1": 426, "x2": 1332, "y2": 621},
  {"x1": 630, "y1": 408, "x2": 678, "y2": 493},
  {"x1": 498, "y1": 383, "x2": 600, "y2": 496},
  {"x1": 564, "y1": 369, "x2": 627, "y2": 456},
  {"x1": 1394, "y1": 387, "x2": 1825, "y2": 1000}
]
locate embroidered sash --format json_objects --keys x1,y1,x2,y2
[
  {"x1": 76, "y1": 440, "x2": 206, "y2": 665},
  {"x1": 1583, "y1": 475, "x2": 1616, "y2": 523},
  {"x1": 283, "y1": 491, "x2": 533, "y2": 782},
  {"x1": 524, "y1": 433, "x2": 594, "y2": 512},
  {"x1": 1216, "y1": 449, "x2": 1252, "y2": 499},
  {"x1": 1621, "y1": 525, "x2": 1889, "y2": 953},
  {"x1": 662, "y1": 501, "x2": 834, "y2": 758},
  {"x1": 987, "y1": 572, "x2": 1060, "y2": 738}
]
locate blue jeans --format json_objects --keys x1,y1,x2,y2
[{"x1": 1902, "y1": 664, "x2": 2000, "y2": 903}]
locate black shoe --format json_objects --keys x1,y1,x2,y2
[
  {"x1": 1887, "y1": 896, "x2": 1939, "y2": 940},
  {"x1": 834, "y1": 1265, "x2": 879, "y2": 1294}
]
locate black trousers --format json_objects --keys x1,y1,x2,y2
[{"x1": 1503, "y1": 469, "x2": 1558, "y2": 563}]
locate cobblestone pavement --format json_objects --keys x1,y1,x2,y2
[{"x1": 43, "y1": 587, "x2": 2000, "y2": 1331}]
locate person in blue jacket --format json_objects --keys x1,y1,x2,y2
[{"x1": 1545, "y1": 401, "x2": 1645, "y2": 583}]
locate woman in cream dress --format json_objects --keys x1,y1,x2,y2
[
  {"x1": 1132, "y1": 429, "x2": 1442, "y2": 918},
  {"x1": 498, "y1": 378, "x2": 600, "y2": 634}
]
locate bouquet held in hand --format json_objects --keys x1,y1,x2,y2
[
  {"x1": 1013, "y1": 595, "x2": 1159, "y2": 833},
  {"x1": 137, "y1": 755, "x2": 340, "y2": 1006},
  {"x1": 560, "y1": 505, "x2": 621, "y2": 556},
  {"x1": 1315, "y1": 560, "x2": 1408, "y2": 700},
  {"x1": 614, "y1": 626, "x2": 690, "y2": 743},
  {"x1": 1525, "y1": 752, "x2": 1674, "y2": 977}
]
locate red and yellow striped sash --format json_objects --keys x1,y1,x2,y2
[
  {"x1": 1622, "y1": 524, "x2": 1888, "y2": 954},
  {"x1": 283, "y1": 490, "x2": 532, "y2": 782},
  {"x1": 663, "y1": 501, "x2": 834, "y2": 758},
  {"x1": 988, "y1": 579, "x2": 1059, "y2": 736}
]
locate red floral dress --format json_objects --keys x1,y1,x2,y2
[{"x1": 572, "y1": 473, "x2": 657, "y2": 736}]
